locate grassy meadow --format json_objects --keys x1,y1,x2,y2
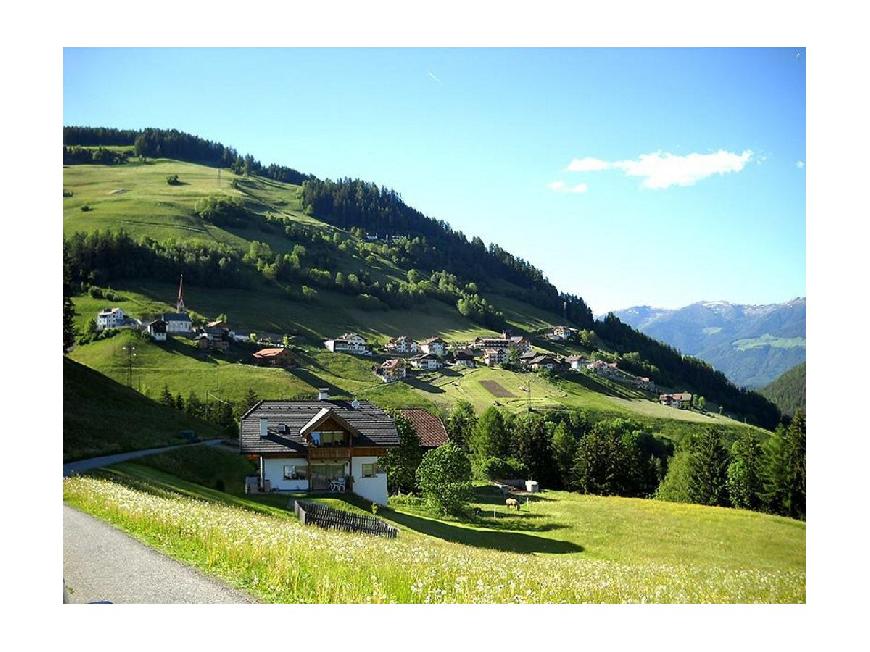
[{"x1": 63, "y1": 445, "x2": 805, "y2": 603}]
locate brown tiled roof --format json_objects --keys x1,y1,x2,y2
[
  {"x1": 399, "y1": 408, "x2": 449, "y2": 448},
  {"x1": 253, "y1": 347, "x2": 288, "y2": 358}
]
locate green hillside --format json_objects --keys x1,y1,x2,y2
[
  {"x1": 62, "y1": 128, "x2": 780, "y2": 430},
  {"x1": 760, "y1": 362, "x2": 806, "y2": 417},
  {"x1": 63, "y1": 357, "x2": 220, "y2": 462}
]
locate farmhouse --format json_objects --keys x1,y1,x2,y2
[
  {"x1": 96, "y1": 307, "x2": 128, "y2": 330},
  {"x1": 660, "y1": 392, "x2": 693, "y2": 409},
  {"x1": 378, "y1": 358, "x2": 407, "y2": 383},
  {"x1": 419, "y1": 337, "x2": 447, "y2": 357},
  {"x1": 410, "y1": 353, "x2": 443, "y2": 370},
  {"x1": 399, "y1": 408, "x2": 449, "y2": 450},
  {"x1": 146, "y1": 318, "x2": 167, "y2": 342},
  {"x1": 548, "y1": 325, "x2": 572, "y2": 341},
  {"x1": 239, "y1": 391, "x2": 399, "y2": 504},
  {"x1": 252, "y1": 347, "x2": 294, "y2": 367},
  {"x1": 385, "y1": 335, "x2": 418, "y2": 355},
  {"x1": 198, "y1": 333, "x2": 230, "y2": 352},
  {"x1": 528, "y1": 354, "x2": 558, "y2": 371},
  {"x1": 324, "y1": 332, "x2": 371, "y2": 355},
  {"x1": 588, "y1": 359, "x2": 620, "y2": 378},
  {"x1": 567, "y1": 354, "x2": 588, "y2": 370},
  {"x1": 451, "y1": 351, "x2": 477, "y2": 368}
]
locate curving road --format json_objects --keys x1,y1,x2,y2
[
  {"x1": 63, "y1": 439, "x2": 224, "y2": 477},
  {"x1": 63, "y1": 505, "x2": 253, "y2": 604}
]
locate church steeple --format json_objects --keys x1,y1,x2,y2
[{"x1": 176, "y1": 275, "x2": 186, "y2": 313}]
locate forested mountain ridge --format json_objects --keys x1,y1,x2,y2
[
  {"x1": 62, "y1": 126, "x2": 780, "y2": 428},
  {"x1": 760, "y1": 362, "x2": 806, "y2": 417},
  {"x1": 612, "y1": 298, "x2": 806, "y2": 388}
]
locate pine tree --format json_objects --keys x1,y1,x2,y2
[
  {"x1": 160, "y1": 385, "x2": 174, "y2": 408},
  {"x1": 685, "y1": 429, "x2": 730, "y2": 507},
  {"x1": 727, "y1": 431, "x2": 764, "y2": 510},
  {"x1": 470, "y1": 406, "x2": 508, "y2": 460},
  {"x1": 244, "y1": 388, "x2": 259, "y2": 410},
  {"x1": 551, "y1": 421, "x2": 578, "y2": 488}
]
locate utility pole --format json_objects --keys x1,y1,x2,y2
[{"x1": 122, "y1": 343, "x2": 136, "y2": 388}]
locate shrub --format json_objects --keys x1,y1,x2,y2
[
  {"x1": 63, "y1": 189, "x2": 74, "y2": 198},
  {"x1": 80, "y1": 204, "x2": 93, "y2": 212},
  {"x1": 166, "y1": 174, "x2": 180, "y2": 185},
  {"x1": 416, "y1": 442, "x2": 473, "y2": 515},
  {"x1": 88, "y1": 286, "x2": 104, "y2": 299}
]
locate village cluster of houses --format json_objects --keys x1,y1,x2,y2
[{"x1": 93, "y1": 278, "x2": 297, "y2": 368}]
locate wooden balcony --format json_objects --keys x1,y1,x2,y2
[{"x1": 308, "y1": 447, "x2": 351, "y2": 460}]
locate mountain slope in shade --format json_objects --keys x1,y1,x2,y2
[
  {"x1": 611, "y1": 298, "x2": 805, "y2": 388},
  {"x1": 759, "y1": 362, "x2": 806, "y2": 417}
]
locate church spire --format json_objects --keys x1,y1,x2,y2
[{"x1": 177, "y1": 274, "x2": 185, "y2": 313}]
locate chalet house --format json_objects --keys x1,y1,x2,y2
[
  {"x1": 451, "y1": 351, "x2": 477, "y2": 368},
  {"x1": 146, "y1": 318, "x2": 167, "y2": 342},
  {"x1": 567, "y1": 354, "x2": 588, "y2": 370},
  {"x1": 324, "y1": 332, "x2": 371, "y2": 356},
  {"x1": 549, "y1": 325, "x2": 571, "y2": 341},
  {"x1": 378, "y1": 358, "x2": 407, "y2": 383},
  {"x1": 588, "y1": 359, "x2": 620, "y2": 378},
  {"x1": 252, "y1": 347, "x2": 294, "y2": 367},
  {"x1": 529, "y1": 354, "x2": 557, "y2": 371},
  {"x1": 399, "y1": 408, "x2": 449, "y2": 450},
  {"x1": 239, "y1": 391, "x2": 399, "y2": 504},
  {"x1": 419, "y1": 337, "x2": 447, "y2": 357},
  {"x1": 633, "y1": 376, "x2": 655, "y2": 391},
  {"x1": 202, "y1": 320, "x2": 230, "y2": 340},
  {"x1": 198, "y1": 333, "x2": 230, "y2": 352},
  {"x1": 483, "y1": 347, "x2": 508, "y2": 367},
  {"x1": 660, "y1": 392, "x2": 693, "y2": 409},
  {"x1": 385, "y1": 335, "x2": 418, "y2": 355},
  {"x1": 410, "y1": 353, "x2": 443, "y2": 370}
]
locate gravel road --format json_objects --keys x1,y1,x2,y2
[{"x1": 63, "y1": 505, "x2": 253, "y2": 604}]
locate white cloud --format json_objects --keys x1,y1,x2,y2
[
  {"x1": 564, "y1": 149, "x2": 754, "y2": 189},
  {"x1": 427, "y1": 71, "x2": 442, "y2": 84},
  {"x1": 547, "y1": 180, "x2": 588, "y2": 193},
  {"x1": 796, "y1": 160, "x2": 805, "y2": 169},
  {"x1": 567, "y1": 157, "x2": 610, "y2": 172}
]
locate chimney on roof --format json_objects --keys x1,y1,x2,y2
[
  {"x1": 317, "y1": 388, "x2": 330, "y2": 401},
  {"x1": 259, "y1": 418, "x2": 269, "y2": 439},
  {"x1": 351, "y1": 397, "x2": 360, "y2": 410}
]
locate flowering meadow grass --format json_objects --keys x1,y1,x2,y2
[{"x1": 63, "y1": 472, "x2": 805, "y2": 603}]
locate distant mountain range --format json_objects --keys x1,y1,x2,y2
[{"x1": 610, "y1": 298, "x2": 805, "y2": 388}]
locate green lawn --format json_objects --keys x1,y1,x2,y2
[{"x1": 63, "y1": 445, "x2": 805, "y2": 603}]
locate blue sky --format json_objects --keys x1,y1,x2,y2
[{"x1": 64, "y1": 48, "x2": 805, "y2": 313}]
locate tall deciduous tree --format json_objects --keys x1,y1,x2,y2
[
  {"x1": 446, "y1": 400, "x2": 477, "y2": 451},
  {"x1": 416, "y1": 442, "x2": 472, "y2": 515}
]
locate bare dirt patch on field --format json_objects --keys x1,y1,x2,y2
[{"x1": 480, "y1": 380, "x2": 515, "y2": 398}]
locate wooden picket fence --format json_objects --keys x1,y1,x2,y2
[{"x1": 293, "y1": 500, "x2": 398, "y2": 538}]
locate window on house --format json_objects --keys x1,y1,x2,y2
[
  {"x1": 283, "y1": 465, "x2": 307, "y2": 480},
  {"x1": 361, "y1": 463, "x2": 379, "y2": 478}
]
